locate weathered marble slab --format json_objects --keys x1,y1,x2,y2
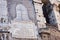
[{"x1": 9, "y1": 21, "x2": 38, "y2": 38}]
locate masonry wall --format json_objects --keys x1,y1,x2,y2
[{"x1": 33, "y1": 0, "x2": 46, "y2": 28}]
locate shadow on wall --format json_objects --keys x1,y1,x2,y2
[
  {"x1": 58, "y1": 4, "x2": 60, "y2": 12},
  {"x1": 41, "y1": 0, "x2": 53, "y2": 24}
]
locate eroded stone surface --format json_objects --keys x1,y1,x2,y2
[{"x1": 9, "y1": 21, "x2": 38, "y2": 38}]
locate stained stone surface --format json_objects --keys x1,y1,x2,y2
[
  {"x1": 9, "y1": 21, "x2": 38, "y2": 38},
  {"x1": 13, "y1": 38, "x2": 38, "y2": 40}
]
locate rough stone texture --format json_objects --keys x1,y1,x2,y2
[
  {"x1": 12, "y1": 38, "x2": 37, "y2": 40},
  {"x1": 0, "y1": 0, "x2": 38, "y2": 40},
  {"x1": 6, "y1": 0, "x2": 38, "y2": 39},
  {"x1": 33, "y1": 0, "x2": 46, "y2": 28},
  {"x1": 0, "y1": 0, "x2": 60, "y2": 40},
  {"x1": 7, "y1": 0, "x2": 36, "y2": 22},
  {"x1": 9, "y1": 21, "x2": 37, "y2": 38},
  {"x1": 39, "y1": 24, "x2": 60, "y2": 40}
]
